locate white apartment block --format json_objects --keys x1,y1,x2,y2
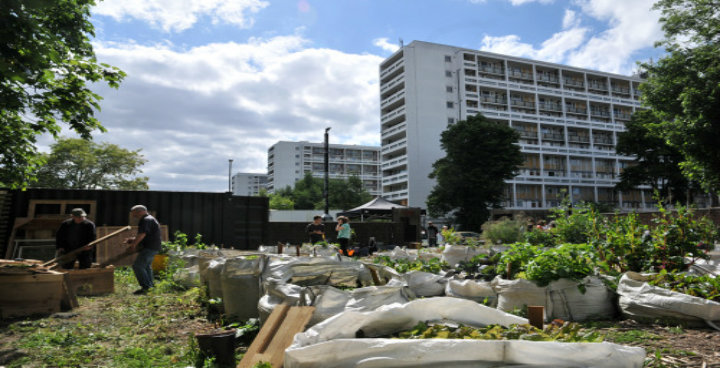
[
  {"x1": 231, "y1": 172, "x2": 268, "y2": 196},
  {"x1": 267, "y1": 141, "x2": 381, "y2": 196},
  {"x1": 380, "y1": 40, "x2": 654, "y2": 211}
]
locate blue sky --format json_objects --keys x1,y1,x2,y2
[{"x1": 47, "y1": 0, "x2": 665, "y2": 191}]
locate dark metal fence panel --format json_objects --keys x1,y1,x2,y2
[{"x1": 1, "y1": 188, "x2": 268, "y2": 256}]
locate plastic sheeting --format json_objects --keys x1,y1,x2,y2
[
  {"x1": 220, "y1": 255, "x2": 265, "y2": 321},
  {"x1": 205, "y1": 258, "x2": 226, "y2": 300},
  {"x1": 173, "y1": 264, "x2": 201, "y2": 289},
  {"x1": 617, "y1": 272, "x2": 720, "y2": 329},
  {"x1": 547, "y1": 276, "x2": 616, "y2": 321},
  {"x1": 402, "y1": 271, "x2": 447, "y2": 297},
  {"x1": 286, "y1": 297, "x2": 645, "y2": 368},
  {"x1": 307, "y1": 285, "x2": 413, "y2": 325},
  {"x1": 492, "y1": 277, "x2": 549, "y2": 320},
  {"x1": 445, "y1": 279, "x2": 497, "y2": 307},
  {"x1": 262, "y1": 256, "x2": 374, "y2": 288},
  {"x1": 441, "y1": 245, "x2": 485, "y2": 267}
]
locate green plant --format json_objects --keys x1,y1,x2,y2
[
  {"x1": 441, "y1": 227, "x2": 463, "y2": 245},
  {"x1": 524, "y1": 228, "x2": 557, "y2": 247},
  {"x1": 373, "y1": 256, "x2": 448, "y2": 274},
  {"x1": 549, "y1": 198, "x2": 598, "y2": 244},
  {"x1": 646, "y1": 269, "x2": 720, "y2": 301},
  {"x1": 481, "y1": 217, "x2": 525, "y2": 245},
  {"x1": 524, "y1": 243, "x2": 598, "y2": 288},
  {"x1": 496, "y1": 243, "x2": 540, "y2": 279},
  {"x1": 394, "y1": 321, "x2": 604, "y2": 343}
]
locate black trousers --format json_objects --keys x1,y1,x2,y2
[
  {"x1": 61, "y1": 250, "x2": 92, "y2": 269},
  {"x1": 338, "y1": 238, "x2": 350, "y2": 256}
]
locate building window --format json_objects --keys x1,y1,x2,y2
[
  {"x1": 445, "y1": 70, "x2": 452, "y2": 77},
  {"x1": 448, "y1": 118, "x2": 455, "y2": 125},
  {"x1": 444, "y1": 55, "x2": 452, "y2": 62},
  {"x1": 446, "y1": 101, "x2": 454, "y2": 108},
  {"x1": 446, "y1": 86, "x2": 453, "y2": 93}
]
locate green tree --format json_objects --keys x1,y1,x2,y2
[
  {"x1": 427, "y1": 114, "x2": 523, "y2": 231},
  {"x1": 327, "y1": 175, "x2": 372, "y2": 210},
  {"x1": 278, "y1": 172, "x2": 373, "y2": 210},
  {"x1": 33, "y1": 137, "x2": 148, "y2": 190},
  {"x1": 269, "y1": 194, "x2": 294, "y2": 210},
  {"x1": 639, "y1": 0, "x2": 720, "y2": 194},
  {"x1": 292, "y1": 173, "x2": 324, "y2": 210},
  {"x1": 615, "y1": 109, "x2": 693, "y2": 203},
  {"x1": 0, "y1": 0, "x2": 125, "y2": 188}
]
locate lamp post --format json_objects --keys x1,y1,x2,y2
[
  {"x1": 323, "y1": 127, "x2": 333, "y2": 222},
  {"x1": 228, "y1": 159, "x2": 233, "y2": 193}
]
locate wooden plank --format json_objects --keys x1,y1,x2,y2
[
  {"x1": 42, "y1": 226, "x2": 131, "y2": 266},
  {"x1": 95, "y1": 225, "x2": 169, "y2": 266},
  {"x1": 238, "y1": 305, "x2": 315, "y2": 368},
  {"x1": 0, "y1": 271, "x2": 65, "y2": 318},
  {"x1": 65, "y1": 266, "x2": 115, "y2": 296},
  {"x1": 60, "y1": 273, "x2": 79, "y2": 310}
]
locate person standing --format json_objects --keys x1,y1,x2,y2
[
  {"x1": 306, "y1": 215, "x2": 325, "y2": 244},
  {"x1": 55, "y1": 208, "x2": 96, "y2": 269},
  {"x1": 426, "y1": 221, "x2": 439, "y2": 247},
  {"x1": 125, "y1": 205, "x2": 162, "y2": 295},
  {"x1": 335, "y1": 216, "x2": 351, "y2": 256}
]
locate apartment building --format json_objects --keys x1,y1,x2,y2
[
  {"x1": 379, "y1": 40, "x2": 653, "y2": 210},
  {"x1": 267, "y1": 141, "x2": 381, "y2": 196},
  {"x1": 231, "y1": 173, "x2": 268, "y2": 196}
]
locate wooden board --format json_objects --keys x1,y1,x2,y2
[
  {"x1": 238, "y1": 305, "x2": 315, "y2": 368},
  {"x1": 0, "y1": 271, "x2": 65, "y2": 318},
  {"x1": 95, "y1": 226, "x2": 169, "y2": 266},
  {"x1": 65, "y1": 266, "x2": 115, "y2": 296}
]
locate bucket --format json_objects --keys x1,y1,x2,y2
[
  {"x1": 151, "y1": 254, "x2": 168, "y2": 272},
  {"x1": 195, "y1": 328, "x2": 236, "y2": 367}
]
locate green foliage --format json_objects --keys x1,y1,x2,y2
[
  {"x1": 638, "y1": 0, "x2": 720, "y2": 194},
  {"x1": 596, "y1": 203, "x2": 717, "y2": 274},
  {"x1": 549, "y1": 198, "x2": 598, "y2": 244},
  {"x1": 481, "y1": 216, "x2": 525, "y2": 245},
  {"x1": 440, "y1": 227, "x2": 463, "y2": 245},
  {"x1": 32, "y1": 137, "x2": 149, "y2": 190},
  {"x1": 0, "y1": 0, "x2": 125, "y2": 188},
  {"x1": 394, "y1": 321, "x2": 604, "y2": 343},
  {"x1": 272, "y1": 172, "x2": 372, "y2": 210},
  {"x1": 427, "y1": 114, "x2": 523, "y2": 231},
  {"x1": 373, "y1": 255, "x2": 448, "y2": 274},
  {"x1": 615, "y1": 110, "x2": 692, "y2": 203},
  {"x1": 496, "y1": 243, "x2": 540, "y2": 280},
  {"x1": 524, "y1": 244, "x2": 598, "y2": 287},
  {"x1": 161, "y1": 231, "x2": 208, "y2": 255},
  {"x1": 524, "y1": 228, "x2": 557, "y2": 247},
  {"x1": 455, "y1": 253, "x2": 498, "y2": 281},
  {"x1": 647, "y1": 269, "x2": 720, "y2": 301}
]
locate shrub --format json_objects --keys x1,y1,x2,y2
[
  {"x1": 482, "y1": 217, "x2": 525, "y2": 245},
  {"x1": 524, "y1": 228, "x2": 557, "y2": 247}
]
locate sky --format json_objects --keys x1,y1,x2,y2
[{"x1": 44, "y1": 0, "x2": 667, "y2": 192}]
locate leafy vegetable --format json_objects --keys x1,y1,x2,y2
[
  {"x1": 394, "y1": 321, "x2": 604, "y2": 343},
  {"x1": 373, "y1": 256, "x2": 448, "y2": 274},
  {"x1": 646, "y1": 270, "x2": 720, "y2": 301}
]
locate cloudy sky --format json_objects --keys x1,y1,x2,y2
[{"x1": 51, "y1": 0, "x2": 666, "y2": 192}]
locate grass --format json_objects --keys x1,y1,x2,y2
[{"x1": 1, "y1": 267, "x2": 214, "y2": 367}]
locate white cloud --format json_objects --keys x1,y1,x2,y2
[
  {"x1": 93, "y1": 0, "x2": 269, "y2": 32},
  {"x1": 508, "y1": 0, "x2": 554, "y2": 5},
  {"x1": 566, "y1": 0, "x2": 662, "y2": 73},
  {"x1": 373, "y1": 38, "x2": 400, "y2": 53},
  {"x1": 89, "y1": 36, "x2": 383, "y2": 191},
  {"x1": 480, "y1": 0, "x2": 661, "y2": 74}
]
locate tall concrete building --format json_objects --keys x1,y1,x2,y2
[
  {"x1": 379, "y1": 40, "x2": 652, "y2": 211},
  {"x1": 231, "y1": 173, "x2": 268, "y2": 196},
  {"x1": 267, "y1": 141, "x2": 381, "y2": 196}
]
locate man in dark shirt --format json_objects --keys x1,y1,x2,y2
[
  {"x1": 126, "y1": 204, "x2": 162, "y2": 295},
  {"x1": 55, "y1": 208, "x2": 96, "y2": 269},
  {"x1": 306, "y1": 215, "x2": 325, "y2": 244},
  {"x1": 427, "y1": 221, "x2": 439, "y2": 247}
]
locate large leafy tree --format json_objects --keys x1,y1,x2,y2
[
  {"x1": 272, "y1": 172, "x2": 373, "y2": 210},
  {"x1": 33, "y1": 137, "x2": 149, "y2": 190},
  {"x1": 615, "y1": 109, "x2": 693, "y2": 203},
  {"x1": 639, "y1": 0, "x2": 720, "y2": 194},
  {"x1": 0, "y1": 0, "x2": 125, "y2": 188},
  {"x1": 427, "y1": 114, "x2": 523, "y2": 231}
]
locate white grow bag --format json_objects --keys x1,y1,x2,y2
[
  {"x1": 285, "y1": 297, "x2": 645, "y2": 368},
  {"x1": 617, "y1": 271, "x2": 720, "y2": 329},
  {"x1": 445, "y1": 279, "x2": 497, "y2": 306},
  {"x1": 441, "y1": 245, "x2": 485, "y2": 267}
]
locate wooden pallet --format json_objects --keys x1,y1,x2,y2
[{"x1": 238, "y1": 304, "x2": 315, "y2": 368}]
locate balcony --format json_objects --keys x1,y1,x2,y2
[
  {"x1": 382, "y1": 155, "x2": 408, "y2": 170},
  {"x1": 563, "y1": 78, "x2": 584, "y2": 88},
  {"x1": 508, "y1": 69, "x2": 534, "y2": 81},
  {"x1": 567, "y1": 134, "x2": 590, "y2": 143},
  {"x1": 536, "y1": 74, "x2": 560, "y2": 84},
  {"x1": 611, "y1": 85, "x2": 631, "y2": 96},
  {"x1": 517, "y1": 130, "x2": 538, "y2": 139},
  {"x1": 538, "y1": 102, "x2": 562, "y2": 112},
  {"x1": 381, "y1": 90, "x2": 405, "y2": 109},
  {"x1": 541, "y1": 132, "x2": 565, "y2": 141},
  {"x1": 380, "y1": 59, "x2": 404, "y2": 80},
  {"x1": 382, "y1": 122, "x2": 407, "y2": 139},
  {"x1": 479, "y1": 65, "x2": 505, "y2": 76},
  {"x1": 593, "y1": 137, "x2": 614, "y2": 145},
  {"x1": 382, "y1": 172, "x2": 409, "y2": 185},
  {"x1": 480, "y1": 95, "x2": 507, "y2": 105},
  {"x1": 380, "y1": 72, "x2": 405, "y2": 94},
  {"x1": 382, "y1": 138, "x2": 407, "y2": 154},
  {"x1": 381, "y1": 106, "x2": 406, "y2": 123},
  {"x1": 590, "y1": 109, "x2": 611, "y2": 118},
  {"x1": 566, "y1": 106, "x2": 587, "y2": 115},
  {"x1": 614, "y1": 111, "x2": 632, "y2": 121},
  {"x1": 587, "y1": 81, "x2": 608, "y2": 92}
]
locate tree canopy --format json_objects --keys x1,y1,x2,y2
[
  {"x1": 615, "y1": 109, "x2": 693, "y2": 203},
  {"x1": 269, "y1": 172, "x2": 373, "y2": 210},
  {"x1": 32, "y1": 137, "x2": 149, "y2": 190},
  {"x1": 0, "y1": 0, "x2": 125, "y2": 188},
  {"x1": 427, "y1": 114, "x2": 523, "y2": 231},
  {"x1": 638, "y1": 0, "x2": 720, "y2": 194}
]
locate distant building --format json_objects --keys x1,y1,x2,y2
[
  {"x1": 231, "y1": 173, "x2": 268, "y2": 196},
  {"x1": 379, "y1": 40, "x2": 654, "y2": 210},
  {"x1": 267, "y1": 141, "x2": 381, "y2": 196}
]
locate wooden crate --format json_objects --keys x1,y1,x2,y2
[
  {"x1": 0, "y1": 271, "x2": 65, "y2": 318},
  {"x1": 65, "y1": 266, "x2": 115, "y2": 296}
]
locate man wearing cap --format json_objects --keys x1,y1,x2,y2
[
  {"x1": 55, "y1": 208, "x2": 96, "y2": 269},
  {"x1": 426, "y1": 221, "x2": 439, "y2": 247},
  {"x1": 126, "y1": 205, "x2": 162, "y2": 295}
]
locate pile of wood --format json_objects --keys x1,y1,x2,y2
[{"x1": 0, "y1": 259, "x2": 77, "y2": 319}]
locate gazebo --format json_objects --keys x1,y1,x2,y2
[{"x1": 337, "y1": 197, "x2": 410, "y2": 221}]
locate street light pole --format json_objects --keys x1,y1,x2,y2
[
  {"x1": 323, "y1": 127, "x2": 332, "y2": 221},
  {"x1": 228, "y1": 159, "x2": 233, "y2": 193}
]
